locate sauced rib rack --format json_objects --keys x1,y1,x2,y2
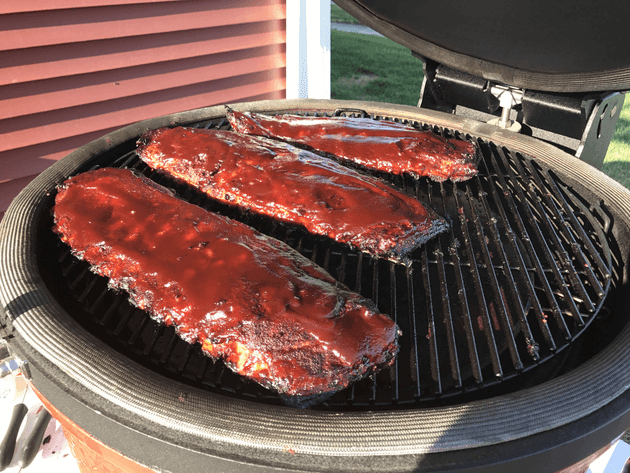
[
  {"x1": 227, "y1": 110, "x2": 478, "y2": 182},
  {"x1": 135, "y1": 126, "x2": 449, "y2": 262},
  {"x1": 52, "y1": 168, "x2": 401, "y2": 406}
]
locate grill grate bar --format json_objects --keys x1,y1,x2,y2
[
  {"x1": 500, "y1": 147, "x2": 580, "y2": 334},
  {"x1": 510, "y1": 152, "x2": 589, "y2": 320},
  {"x1": 438, "y1": 178, "x2": 483, "y2": 387},
  {"x1": 420, "y1": 248, "x2": 442, "y2": 393},
  {"x1": 196, "y1": 358, "x2": 208, "y2": 382},
  {"x1": 322, "y1": 247, "x2": 331, "y2": 273},
  {"x1": 535, "y1": 169, "x2": 609, "y2": 298},
  {"x1": 355, "y1": 252, "x2": 363, "y2": 294},
  {"x1": 545, "y1": 171, "x2": 611, "y2": 284},
  {"x1": 159, "y1": 332, "x2": 179, "y2": 365},
  {"x1": 525, "y1": 178, "x2": 591, "y2": 320},
  {"x1": 486, "y1": 145, "x2": 556, "y2": 350},
  {"x1": 465, "y1": 184, "x2": 523, "y2": 371},
  {"x1": 370, "y1": 260, "x2": 379, "y2": 401},
  {"x1": 58, "y1": 246, "x2": 72, "y2": 264},
  {"x1": 337, "y1": 252, "x2": 347, "y2": 286},
  {"x1": 113, "y1": 305, "x2": 134, "y2": 337},
  {"x1": 177, "y1": 346, "x2": 192, "y2": 374},
  {"x1": 128, "y1": 313, "x2": 149, "y2": 346},
  {"x1": 416, "y1": 181, "x2": 446, "y2": 393},
  {"x1": 113, "y1": 151, "x2": 138, "y2": 169},
  {"x1": 98, "y1": 295, "x2": 124, "y2": 327},
  {"x1": 62, "y1": 259, "x2": 78, "y2": 277},
  {"x1": 310, "y1": 245, "x2": 319, "y2": 263},
  {"x1": 448, "y1": 241, "x2": 483, "y2": 383},
  {"x1": 201, "y1": 358, "x2": 221, "y2": 387},
  {"x1": 430, "y1": 180, "x2": 462, "y2": 387},
  {"x1": 88, "y1": 285, "x2": 110, "y2": 314},
  {"x1": 69, "y1": 266, "x2": 90, "y2": 290},
  {"x1": 477, "y1": 190, "x2": 540, "y2": 361},
  {"x1": 435, "y1": 248, "x2": 462, "y2": 386},
  {"x1": 406, "y1": 267, "x2": 423, "y2": 397},
  {"x1": 454, "y1": 188, "x2": 504, "y2": 378},
  {"x1": 489, "y1": 146, "x2": 568, "y2": 342},
  {"x1": 213, "y1": 365, "x2": 228, "y2": 389},
  {"x1": 389, "y1": 262, "x2": 400, "y2": 402},
  {"x1": 345, "y1": 247, "x2": 357, "y2": 401},
  {"x1": 142, "y1": 326, "x2": 162, "y2": 356},
  {"x1": 77, "y1": 275, "x2": 99, "y2": 303},
  {"x1": 526, "y1": 166, "x2": 598, "y2": 314},
  {"x1": 477, "y1": 148, "x2": 552, "y2": 351}
]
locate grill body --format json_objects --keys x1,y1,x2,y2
[{"x1": 2, "y1": 98, "x2": 630, "y2": 472}]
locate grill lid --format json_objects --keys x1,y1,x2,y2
[{"x1": 333, "y1": 0, "x2": 630, "y2": 93}]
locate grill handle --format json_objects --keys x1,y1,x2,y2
[
  {"x1": 18, "y1": 408, "x2": 52, "y2": 469},
  {"x1": 0, "y1": 403, "x2": 28, "y2": 471}
]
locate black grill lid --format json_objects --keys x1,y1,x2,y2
[{"x1": 334, "y1": 0, "x2": 630, "y2": 93}]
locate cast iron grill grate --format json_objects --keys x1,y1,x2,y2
[{"x1": 43, "y1": 110, "x2": 613, "y2": 410}]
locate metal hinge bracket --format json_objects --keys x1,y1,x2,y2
[{"x1": 416, "y1": 57, "x2": 626, "y2": 169}]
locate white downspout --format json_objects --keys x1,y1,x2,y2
[{"x1": 286, "y1": 0, "x2": 331, "y2": 99}]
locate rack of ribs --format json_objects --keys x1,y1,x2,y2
[
  {"x1": 136, "y1": 126, "x2": 449, "y2": 263},
  {"x1": 227, "y1": 110, "x2": 478, "y2": 182},
  {"x1": 52, "y1": 168, "x2": 401, "y2": 406}
]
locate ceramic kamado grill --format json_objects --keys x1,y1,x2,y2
[{"x1": 1, "y1": 1, "x2": 630, "y2": 471}]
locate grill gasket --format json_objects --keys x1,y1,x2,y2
[{"x1": 42, "y1": 109, "x2": 613, "y2": 410}]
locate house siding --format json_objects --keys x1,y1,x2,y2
[{"x1": 0, "y1": 0, "x2": 287, "y2": 217}]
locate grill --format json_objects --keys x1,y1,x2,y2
[
  {"x1": 3, "y1": 0, "x2": 630, "y2": 470},
  {"x1": 2, "y1": 98, "x2": 630, "y2": 473},
  {"x1": 39, "y1": 110, "x2": 614, "y2": 410}
]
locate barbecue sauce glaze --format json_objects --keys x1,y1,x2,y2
[
  {"x1": 227, "y1": 111, "x2": 478, "y2": 182},
  {"x1": 53, "y1": 168, "x2": 400, "y2": 400},
  {"x1": 136, "y1": 127, "x2": 448, "y2": 261}
]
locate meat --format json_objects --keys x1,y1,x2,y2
[
  {"x1": 52, "y1": 168, "x2": 400, "y2": 406},
  {"x1": 226, "y1": 110, "x2": 478, "y2": 182},
  {"x1": 136, "y1": 126, "x2": 449, "y2": 262}
]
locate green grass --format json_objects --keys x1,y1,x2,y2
[
  {"x1": 331, "y1": 29, "x2": 630, "y2": 189},
  {"x1": 331, "y1": 30, "x2": 424, "y2": 106},
  {"x1": 602, "y1": 101, "x2": 630, "y2": 188},
  {"x1": 331, "y1": 4, "x2": 361, "y2": 24}
]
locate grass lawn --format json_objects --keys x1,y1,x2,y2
[
  {"x1": 331, "y1": 29, "x2": 630, "y2": 189},
  {"x1": 331, "y1": 30, "x2": 424, "y2": 107},
  {"x1": 331, "y1": 3, "x2": 360, "y2": 24},
  {"x1": 602, "y1": 102, "x2": 630, "y2": 188}
]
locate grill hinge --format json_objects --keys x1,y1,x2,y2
[{"x1": 416, "y1": 57, "x2": 626, "y2": 169}]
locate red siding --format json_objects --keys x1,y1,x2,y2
[{"x1": 0, "y1": 0, "x2": 287, "y2": 217}]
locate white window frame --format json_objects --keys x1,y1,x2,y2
[{"x1": 286, "y1": 0, "x2": 331, "y2": 99}]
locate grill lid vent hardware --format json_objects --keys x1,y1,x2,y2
[{"x1": 487, "y1": 84, "x2": 524, "y2": 132}]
